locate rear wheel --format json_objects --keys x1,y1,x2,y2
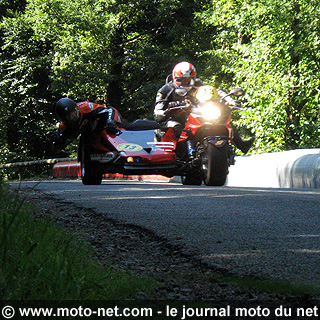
[
  {"x1": 202, "y1": 142, "x2": 229, "y2": 186},
  {"x1": 80, "y1": 143, "x2": 102, "y2": 185}
]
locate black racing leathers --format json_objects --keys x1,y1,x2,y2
[{"x1": 154, "y1": 80, "x2": 203, "y2": 138}]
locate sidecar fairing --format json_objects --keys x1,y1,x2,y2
[{"x1": 84, "y1": 120, "x2": 178, "y2": 177}]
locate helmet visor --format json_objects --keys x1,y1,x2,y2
[
  {"x1": 174, "y1": 77, "x2": 195, "y2": 88},
  {"x1": 64, "y1": 108, "x2": 80, "y2": 126}
]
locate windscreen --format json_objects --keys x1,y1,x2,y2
[{"x1": 117, "y1": 130, "x2": 155, "y2": 148}]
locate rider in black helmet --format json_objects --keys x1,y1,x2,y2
[
  {"x1": 52, "y1": 97, "x2": 122, "y2": 153},
  {"x1": 55, "y1": 98, "x2": 80, "y2": 127}
]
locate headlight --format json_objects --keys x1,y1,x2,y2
[{"x1": 201, "y1": 102, "x2": 221, "y2": 121}]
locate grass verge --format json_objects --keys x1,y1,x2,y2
[{"x1": 0, "y1": 181, "x2": 155, "y2": 300}]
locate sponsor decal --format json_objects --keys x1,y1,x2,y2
[
  {"x1": 118, "y1": 143, "x2": 143, "y2": 152},
  {"x1": 215, "y1": 140, "x2": 224, "y2": 146}
]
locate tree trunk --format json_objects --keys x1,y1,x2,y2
[
  {"x1": 107, "y1": 28, "x2": 125, "y2": 113},
  {"x1": 285, "y1": 1, "x2": 302, "y2": 150}
]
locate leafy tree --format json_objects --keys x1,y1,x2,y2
[
  {"x1": 0, "y1": 0, "x2": 27, "y2": 168},
  {"x1": 200, "y1": 0, "x2": 320, "y2": 152},
  {"x1": 0, "y1": 13, "x2": 57, "y2": 166},
  {"x1": 0, "y1": 0, "x2": 212, "y2": 176},
  {"x1": 44, "y1": 0, "x2": 211, "y2": 119},
  {"x1": 0, "y1": 0, "x2": 27, "y2": 19}
]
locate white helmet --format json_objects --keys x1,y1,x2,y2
[{"x1": 172, "y1": 61, "x2": 196, "y2": 89}]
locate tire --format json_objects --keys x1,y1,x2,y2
[
  {"x1": 181, "y1": 167, "x2": 203, "y2": 185},
  {"x1": 80, "y1": 143, "x2": 102, "y2": 185},
  {"x1": 202, "y1": 142, "x2": 229, "y2": 186}
]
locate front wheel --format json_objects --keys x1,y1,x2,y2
[
  {"x1": 80, "y1": 143, "x2": 102, "y2": 185},
  {"x1": 201, "y1": 142, "x2": 229, "y2": 186}
]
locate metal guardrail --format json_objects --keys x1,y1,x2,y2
[
  {"x1": 227, "y1": 149, "x2": 320, "y2": 189},
  {"x1": 0, "y1": 157, "x2": 77, "y2": 169}
]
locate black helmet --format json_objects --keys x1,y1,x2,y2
[{"x1": 55, "y1": 97, "x2": 80, "y2": 126}]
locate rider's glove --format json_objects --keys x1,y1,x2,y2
[
  {"x1": 166, "y1": 100, "x2": 189, "y2": 115},
  {"x1": 168, "y1": 101, "x2": 182, "y2": 108},
  {"x1": 105, "y1": 119, "x2": 118, "y2": 134},
  {"x1": 168, "y1": 100, "x2": 188, "y2": 108}
]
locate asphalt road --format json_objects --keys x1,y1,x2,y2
[{"x1": 10, "y1": 179, "x2": 320, "y2": 286}]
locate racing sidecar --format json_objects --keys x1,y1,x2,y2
[{"x1": 78, "y1": 120, "x2": 178, "y2": 185}]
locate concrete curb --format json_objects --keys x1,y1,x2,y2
[{"x1": 226, "y1": 149, "x2": 320, "y2": 189}]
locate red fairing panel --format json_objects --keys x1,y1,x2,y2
[{"x1": 90, "y1": 129, "x2": 177, "y2": 164}]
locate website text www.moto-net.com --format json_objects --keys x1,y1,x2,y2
[{"x1": 1, "y1": 304, "x2": 320, "y2": 319}]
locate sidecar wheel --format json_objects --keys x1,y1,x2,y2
[
  {"x1": 80, "y1": 144, "x2": 102, "y2": 185},
  {"x1": 181, "y1": 167, "x2": 202, "y2": 185},
  {"x1": 202, "y1": 143, "x2": 228, "y2": 186}
]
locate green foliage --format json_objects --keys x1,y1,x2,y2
[
  {"x1": 1, "y1": 0, "x2": 320, "y2": 166},
  {"x1": 0, "y1": 0, "x2": 27, "y2": 19},
  {"x1": 0, "y1": 181, "x2": 154, "y2": 299},
  {"x1": 0, "y1": 0, "x2": 208, "y2": 169},
  {"x1": 0, "y1": 13, "x2": 58, "y2": 164},
  {"x1": 200, "y1": 0, "x2": 320, "y2": 152}
]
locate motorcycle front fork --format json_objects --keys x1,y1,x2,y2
[{"x1": 188, "y1": 140, "x2": 236, "y2": 167}]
